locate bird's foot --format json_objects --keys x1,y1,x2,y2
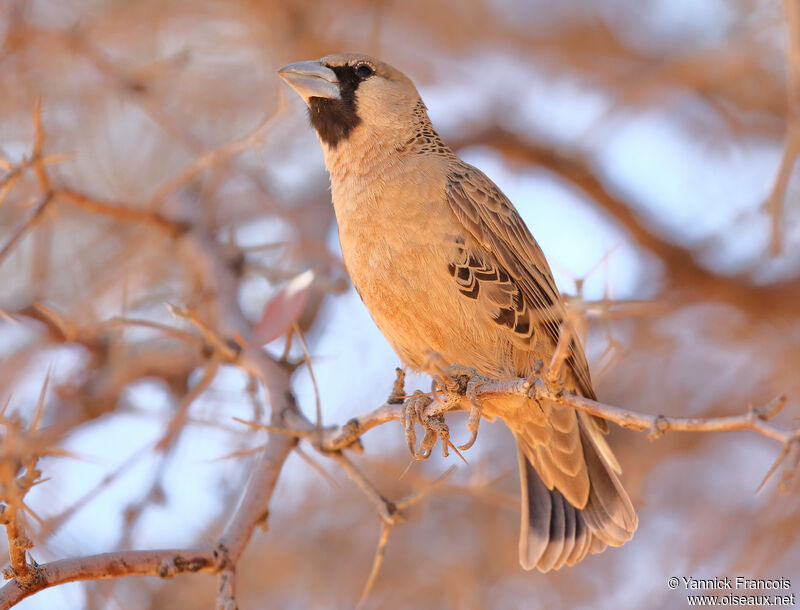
[
  {"x1": 434, "y1": 365, "x2": 487, "y2": 451},
  {"x1": 402, "y1": 388, "x2": 467, "y2": 461}
]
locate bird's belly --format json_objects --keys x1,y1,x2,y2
[{"x1": 339, "y1": 219, "x2": 507, "y2": 377}]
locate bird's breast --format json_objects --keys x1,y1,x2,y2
[{"x1": 330, "y1": 169, "x2": 507, "y2": 375}]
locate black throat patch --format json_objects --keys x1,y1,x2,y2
[{"x1": 308, "y1": 64, "x2": 365, "y2": 148}]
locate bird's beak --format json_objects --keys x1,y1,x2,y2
[{"x1": 277, "y1": 60, "x2": 340, "y2": 102}]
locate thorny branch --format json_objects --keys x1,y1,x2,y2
[
  {"x1": 0, "y1": 100, "x2": 304, "y2": 609},
  {"x1": 268, "y1": 369, "x2": 798, "y2": 475},
  {"x1": 233, "y1": 364, "x2": 798, "y2": 605},
  {"x1": 0, "y1": 17, "x2": 798, "y2": 603},
  {"x1": 20, "y1": 281, "x2": 796, "y2": 608}
]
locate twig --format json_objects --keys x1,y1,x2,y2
[
  {"x1": 0, "y1": 191, "x2": 54, "y2": 268},
  {"x1": 293, "y1": 324, "x2": 322, "y2": 430},
  {"x1": 327, "y1": 452, "x2": 399, "y2": 525},
  {"x1": 55, "y1": 189, "x2": 179, "y2": 234},
  {"x1": 355, "y1": 522, "x2": 391, "y2": 610},
  {"x1": 396, "y1": 465, "x2": 457, "y2": 510},
  {"x1": 294, "y1": 446, "x2": 339, "y2": 488},
  {"x1": 764, "y1": 125, "x2": 800, "y2": 255},
  {"x1": 0, "y1": 371, "x2": 55, "y2": 589},
  {"x1": 484, "y1": 380, "x2": 794, "y2": 443},
  {"x1": 156, "y1": 360, "x2": 220, "y2": 450},
  {"x1": 147, "y1": 96, "x2": 288, "y2": 208},
  {"x1": 765, "y1": 0, "x2": 800, "y2": 255},
  {"x1": 350, "y1": 464, "x2": 457, "y2": 608},
  {"x1": 280, "y1": 370, "x2": 797, "y2": 490},
  {"x1": 0, "y1": 548, "x2": 219, "y2": 609},
  {"x1": 102, "y1": 316, "x2": 205, "y2": 347}
]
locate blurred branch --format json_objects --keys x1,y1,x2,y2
[
  {"x1": 452, "y1": 128, "x2": 800, "y2": 311},
  {"x1": 764, "y1": 0, "x2": 800, "y2": 255},
  {"x1": 0, "y1": 95, "x2": 307, "y2": 607},
  {"x1": 147, "y1": 93, "x2": 288, "y2": 208},
  {"x1": 327, "y1": 450, "x2": 456, "y2": 608},
  {"x1": 55, "y1": 190, "x2": 180, "y2": 234},
  {"x1": 0, "y1": 346, "x2": 299, "y2": 610},
  {"x1": 215, "y1": 424, "x2": 297, "y2": 610},
  {"x1": 764, "y1": 126, "x2": 800, "y2": 255},
  {"x1": 0, "y1": 374, "x2": 55, "y2": 591},
  {"x1": 328, "y1": 452, "x2": 400, "y2": 525},
  {"x1": 0, "y1": 191, "x2": 54, "y2": 268},
  {"x1": 156, "y1": 360, "x2": 220, "y2": 450}
]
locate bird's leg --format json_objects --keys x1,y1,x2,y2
[
  {"x1": 440, "y1": 364, "x2": 481, "y2": 394},
  {"x1": 437, "y1": 364, "x2": 487, "y2": 452}
]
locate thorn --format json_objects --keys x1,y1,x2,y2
[
  {"x1": 232, "y1": 416, "x2": 307, "y2": 437},
  {"x1": 756, "y1": 442, "x2": 792, "y2": 494},
  {"x1": 753, "y1": 395, "x2": 788, "y2": 420},
  {"x1": 0, "y1": 394, "x2": 12, "y2": 417},
  {"x1": 31, "y1": 364, "x2": 54, "y2": 432},
  {"x1": 397, "y1": 459, "x2": 415, "y2": 481},
  {"x1": 448, "y1": 440, "x2": 468, "y2": 465}
]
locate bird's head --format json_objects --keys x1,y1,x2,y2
[{"x1": 278, "y1": 53, "x2": 424, "y2": 151}]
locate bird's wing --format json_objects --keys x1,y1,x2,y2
[{"x1": 444, "y1": 162, "x2": 595, "y2": 400}]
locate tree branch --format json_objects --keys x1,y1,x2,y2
[{"x1": 0, "y1": 548, "x2": 219, "y2": 609}]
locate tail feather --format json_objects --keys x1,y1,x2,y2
[
  {"x1": 517, "y1": 421, "x2": 637, "y2": 572},
  {"x1": 536, "y1": 487, "x2": 566, "y2": 571},
  {"x1": 567, "y1": 510, "x2": 590, "y2": 566}
]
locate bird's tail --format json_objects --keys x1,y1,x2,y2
[{"x1": 515, "y1": 415, "x2": 637, "y2": 571}]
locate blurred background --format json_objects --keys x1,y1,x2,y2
[{"x1": 1, "y1": 0, "x2": 799, "y2": 608}]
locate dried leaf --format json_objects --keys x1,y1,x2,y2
[{"x1": 252, "y1": 269, "x2": 315, "y2": 346}]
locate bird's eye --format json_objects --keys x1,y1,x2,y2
[{"x1": 355, "y1": 63, "x2": 374, "y2": 78}]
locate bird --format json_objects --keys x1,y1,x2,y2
[{"x1": 278, "y1": 53, "x2": 637, "y2": 571}]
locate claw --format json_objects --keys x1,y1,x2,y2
[
  {"x1": 416, "y1": 427, "x2": 437, "y2": 460},
  {"x1": 458, "y1": 377, "x2": 484, "y2": 451},
  {"x1": 458, "y1": 403, "x2": 481, "y2": 450},
  {"x1": 458, "y1": 430, "x2": 478, "y2": 451},
  {"x1": 447, "y1": 440, "x2": 469, "y2": 465}
]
